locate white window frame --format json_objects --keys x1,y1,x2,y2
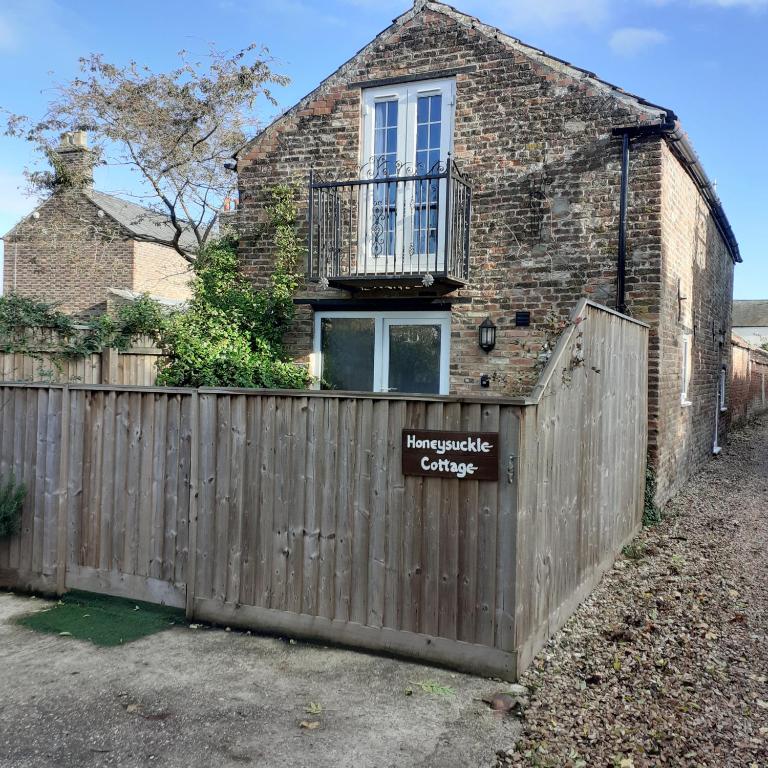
[
  {"x1": 719, "y1": 366, "x2": 727, "y2": 412},
  {"x1": 680, "y1": 334, "x2": 693, "y2": 407},
  {"x1": 360, "y1": 79, "x2": 456, "y2": 273},
  {"x1": 312, "y1": 310, "x2": 451, "y2": 395}
]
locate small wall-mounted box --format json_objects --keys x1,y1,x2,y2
[{"x1": 515, "y1": 311, "x2": 531, "y2": 327}]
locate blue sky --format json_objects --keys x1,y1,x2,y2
[{"x1": 0, "y1": 0, "x2": 765, "y2": 298}]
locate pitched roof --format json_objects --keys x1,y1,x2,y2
[
  {"x1": 239, "y1": 0, "x2": 740, "y2": 264},
  {"x1": 239, "y1": 0, "x2": 669, "y2": 158},
  {"x1": 2, "y1": 188, "x2": 199, "y2": 255},
  {"x1": 86, "y1": 190, "x2": 199, "y2": 253},
  {"x1": 733, "y1": 300, "x2": 768, "y2": 327}
]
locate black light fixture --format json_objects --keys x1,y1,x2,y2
[{"x1": 479, "y1": 317, "x2": 496, "y2": 353}]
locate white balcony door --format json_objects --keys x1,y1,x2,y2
[{"x1": 361, "y1": 79, "x2": 455, "y2": 275}]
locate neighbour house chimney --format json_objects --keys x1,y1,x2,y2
[{"x1": 55, "y1": 130, "x2": 93, "y2": 188}]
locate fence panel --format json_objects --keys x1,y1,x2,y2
[
  {"x1": 190, "y1": 391, "x2": 520, "y2": 675},
  {"x1": 0, "y1": 300, "x2": 649, "y2": 680},
  {"x1": 60, "y1": 388, "x2": 191, "y2": 607}
]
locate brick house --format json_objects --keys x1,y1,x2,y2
[
  {"x1": 235, "y1": 0, "x2": 740, "y2": 503},
  {"x1": 732, "y1": 300, "x2": 768, "y2": 347},
  {"x1": 2, "y1": 132, "x2": 194, "y2": 317}
]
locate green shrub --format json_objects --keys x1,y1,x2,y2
[
  {"x1": 156, "y1": 186, "x2": 309, "y2": 390},
  {"x1": 0, "y1": 474, "x2": 26, "y2": 538}
]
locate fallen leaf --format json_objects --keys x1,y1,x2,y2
[{"x1": 299, "y1": 720, "x2": 320, "y2": 730}]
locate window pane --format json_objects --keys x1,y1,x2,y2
[
  {"x1": 387, "y1": 324, "x2": 442, "y2": 394},
  {"x1": 321, "y1": 318, "x2": 375, "y2": 391}
]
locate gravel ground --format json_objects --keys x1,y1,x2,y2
[
  {"x1": 499, "y1": 415, "x2": 768, "y2": 768},
  {"x1": 0, "y1": 594, "x2": 519, "y2": 768}
]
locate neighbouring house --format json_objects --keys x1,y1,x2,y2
[
  {"x1": 2, "y1": 131, "x2": 195, "y2": 317},
  {"x1": 732, "y1": 300, "x2": 768, "y2": 347},
  {"x1": 235, "y1": 0, "x2": 740, "y2": 504}
]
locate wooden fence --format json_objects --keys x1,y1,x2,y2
[
  {"x1": 0, "y1": 329, "x2": 164, "y2": 386},
  {"x1": 0, "y1": 300, "x2": 648, "y2": 679}
]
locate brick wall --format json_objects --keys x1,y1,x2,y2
[
  {"x1": 3, "y1": 190, "x2": 134, "y2": 316},
  {"x1": 653, "y1": 141, "x2": 734, "y2": 503},
  {"x1": 237, "y1": 5, "x2": 666, "y2": 396},
  {"x1": 237, "y1": 3, "x2": 735, "y2": 502},
  {"x1": 729, "y1": 333, "x2": 768, "y2": 429},
  {"x1": 132, "y1": 240, "x2": 193, "y2": 301}
]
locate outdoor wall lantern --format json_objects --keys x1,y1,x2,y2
[{"x1": 479, "y1": 317, "x2": 497, "y2": 352}]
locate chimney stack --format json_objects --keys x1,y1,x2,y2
[{"x1": 55, "y1": 131, "x2": 93, "y2": 188}]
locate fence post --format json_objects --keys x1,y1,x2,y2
[
  {"x1": 55, "y1": 385, "x2": 71, "y2": 595},
  {"x1": 185, "y1": 390, "x2": 200, "y2": 619},
  {"x1": 101, "y1": 347, "x2": 119, "y2": 385}
]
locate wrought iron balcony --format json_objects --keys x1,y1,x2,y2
[{"x1": 307, "y1": 158, "x2": 471, "y2": 290}]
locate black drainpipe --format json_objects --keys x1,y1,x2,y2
[{"x1": 616, "y1": 131, "x2": 630, "y2": 315}]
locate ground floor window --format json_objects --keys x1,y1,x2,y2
[{"x1": 313, "y1": 311, "x2": 450, "y2": 395}]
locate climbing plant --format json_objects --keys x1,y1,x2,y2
[{"x1": 155, "y1": 185, "x2": 309, "y2": 389}]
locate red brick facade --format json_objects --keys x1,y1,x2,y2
[
  {"x1": 3, "y1": 190, "x2": 192, "y2": 317},
  {"x1": 236, "y1": 1, "x2": 737, "y2": 503}
]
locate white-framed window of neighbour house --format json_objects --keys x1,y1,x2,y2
[
  {"x1": 312, "y1": 310, "x2": 451, "y2": 395},
  {"x1": 680, "y1": 333, "x2": 693, "y2": 407}
]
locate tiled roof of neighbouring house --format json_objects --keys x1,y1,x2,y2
[
  {"x1": 86, "y1": 190, "x2": 199, "y2": 254},
  {"x1": 733, "y1": 300, "x2": 768, "y2": 327}
]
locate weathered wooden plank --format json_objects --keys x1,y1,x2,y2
[
  {"x1": 457, "y1": 402, "x2": 480, "y2": 643},
  {"x1": 285, "y1": 396, "x2": 308, "y2": 615},
  {"x1": 55, "y1": 386, "x2": 70, "y2": 593},
  {"x1": 401, "y1": 401, "x2": 425, "y2": 633},
  {"x1": 383, "y1": 399, "x2": 405, "y2": 630},
  {"x1": 67, "y1": 565, "x2": 185, "y2": 609},
  {"x1": 193, "y1": 597, "x2": 517, "y2": 681},
  {"x1": 162, "y1": 395, "x2": 181, "y2": 584},
  {"x1": 255, "y1": 396, "x2": 276, "y2": 608},
  {"x1": 226, "y1": 395, "x2": 246, "y2": 604},
  {"x1": 136, "y1": 392, "x2": 155, "y2": 577},
  {"x1": 270, "y1": 396, "x2": 291, "y2": 610},
  {"x1": 42, "y1": 388, "x2": 61, "y2": 576},
  {"x1": 301, "y1": 397, "x2": 321, "y2": 615},
  {"x1": 317, "y1": 397, "x2": 338, "y2": 619},
  {"x1": 98, "y1": 390, "x2": 116, "y2": 572},
  {"x1": 350, "y1": 397, "x2": 372, "y2": 625},
  {"x1": 175, "y1": 394, "x2": 193, "y2": 588},
  {"x1": 333, "y1": 398, "x2": 356, "y2": 622},
  {"x1": 240, "y1": 395, "x2": 262, "y2": 606},
  {"x1": 149, "y1": 394, "x2": 168, "y2": 581},
  {"x1": 184, "y1": 391, "x2": 199, "y2": 618},
  {"x1": 123, "y1": 392, "x2": 142, "y2": 575},
  {"x1": 475, "y1": 403, "x2": 500, "y2": 648},
  {"x1": 196, "y1": 394, "x2": 217, "y2": 601},
  {"x1": 366, "y1": 399, "x2": 389, "y2": 628},
  {"x1": 437, "y1": 401, "x2": 461, "y2": 641},
  {"x1": 111, "y1": 391, "x2": 130, "y2": 574},
  {"x1": 420, "y1": 401, "x2": 443, "y2": 637}
]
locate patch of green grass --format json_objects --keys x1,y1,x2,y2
[{"x1": 16, "y1": 590, "x2": 186, "y2": 646}]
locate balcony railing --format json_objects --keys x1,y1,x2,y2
[{"x1": 307, "y1": 158, "x2": 471, "y2": 289}]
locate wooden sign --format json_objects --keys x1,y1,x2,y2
[{"x1": 402, "y1": 429, "x2": 499, "y2": 481}]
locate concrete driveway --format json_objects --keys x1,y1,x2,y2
[{"x1": 0, "y1": 592, "x2": 519, "y2": 768}]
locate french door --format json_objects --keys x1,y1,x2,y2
[
  {"x1": 314, "y1": 311, "x2": 451, "y2": 395},
  {"x1": 360, "y1": 79, "x2": 455, "y2": 274}
]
